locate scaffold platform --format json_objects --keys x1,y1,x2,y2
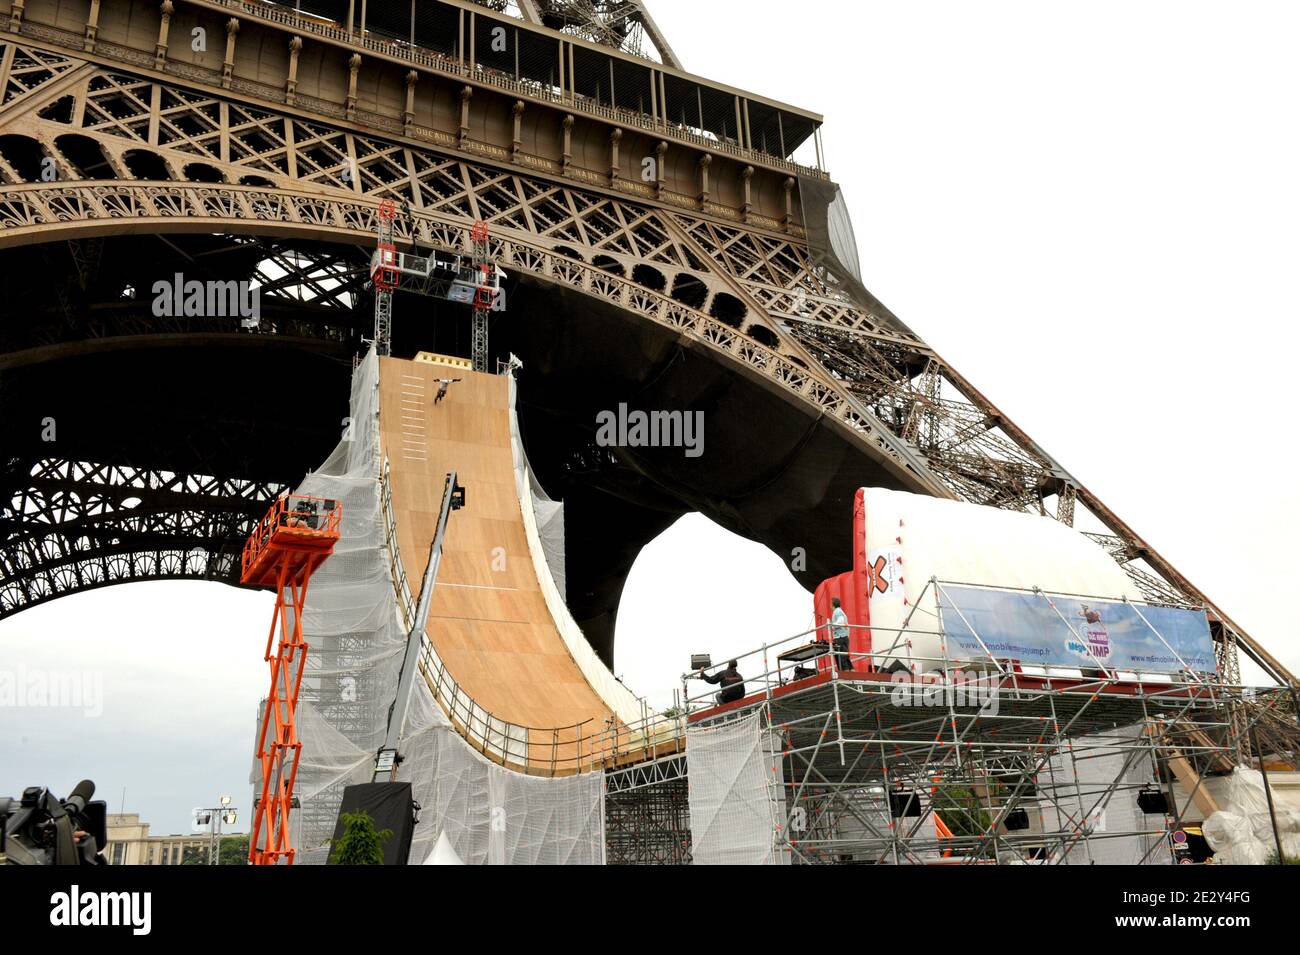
[{"x1": 651, "y1": 604, "x2": 1300, "y2": 865}]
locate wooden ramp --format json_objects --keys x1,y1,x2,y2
[{"x1": 379, "y1": 357, "x2": 649, "y2": 773}]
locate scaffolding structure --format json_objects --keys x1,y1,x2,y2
[
  {"x1": 468, "y1": 220, "x2": 493, "y2": 372},
  {"x1": 604, "y1": 757, "x2": 691, "y2": 865},
  {"x1": 679, "y1": 581, "x2": 1299, "y2": 865},
  {"x1": 371, "y1": 199, "x2": 397, "y2": 356},
  {"x1": 367, "y1": 199, "x2": 505, "y2": 366}
]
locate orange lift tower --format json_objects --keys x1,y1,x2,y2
[{"x1": 240, "y1": 494, "x2": 342, "y2": 865}]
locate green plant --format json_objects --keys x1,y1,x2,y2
[
  {"x1": 180, "y1": 835, "x2": 250, "y2": 866},
  {"x1": 1266, "y1": 850, "x2": 1300, "y2": 865},
  {"x1": 932, "y1": 784, "x2": 992, "y2": 840},
  {"x1": 328, "y1": 810, "x2": 392, "y2": 865},
  {"x1": 181, "y1": 845, "x2": 205, "y2": 866},
  {"x1": 219, "y1": 834, "x2": 249, "y2": 866}
]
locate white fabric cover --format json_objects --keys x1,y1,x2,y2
[
  {"x1": 686, "y1": 712, "x2": 786, "y2": 865},
  {"x1": 860, "y1": 487, "x2": 1142, "y2": 670},
  {"x1": 423, "y1": 832, "x2": 466, "y2": 865},
  {"x1": 531, "y1": 490, "x2": 567, "y2": 601},
  {"x1": 1202, "y1": 768, "x2": 1300, "y2": 864},
  {"x1": 273, "y1": 350, "x2": 409, "y2": 863},
  {"x1": 400, "y1": 685, "x2": 606, "y2": 865},
  {"x1": 1041, "y1": 724, "x2": 1170, "y2": 865}
]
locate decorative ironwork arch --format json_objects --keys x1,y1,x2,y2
[{"x1": 0, "y1": 26, "x2": 1288, "y2": 693}]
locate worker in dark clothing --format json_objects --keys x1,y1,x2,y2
[{"x1": 699, "y1": 660, "x2": 745, "y2": 705}]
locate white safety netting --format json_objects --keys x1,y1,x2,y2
[
  {"x1": 529, "y1": 479, "x2": 567, "y2": 602},
  {"x1": 244, "y1": 350, "x2": 405, "y2": 864},
  {"x1": 254, "y1": 351, "x2": 607, "y2": 864},
  {"x1": 686, "y1": 712, "x2": 786, "y2": 864},
  {"x1": 399, "y1": 684, "x2": 606, "y2": 865},
  {"x1": 1201, "y1": 768, "x2": 1300, "y2": 864},
  {"x1": 1041, "y1": 725, "x2": 1170, "y2": 865},
  {"x1": 520, "y1": 433, "x2": 566, "y2": 603}
]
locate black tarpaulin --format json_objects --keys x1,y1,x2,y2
[{"x1": 329, "y1": 783, "x2": 416, "y2": 866}]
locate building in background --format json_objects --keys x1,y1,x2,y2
[{"x1": 105, "y1": 812, "x2": 247, "y2": 865}]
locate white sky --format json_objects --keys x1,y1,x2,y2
[{"x1": 3, "y1": 1, "x2": 1298, "y2": 834}]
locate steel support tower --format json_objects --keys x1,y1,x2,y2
[{"x1": 469, "y1": 220, "x2": 493, "y2": 373}]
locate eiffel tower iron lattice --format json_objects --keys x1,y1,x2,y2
[{"x1": 0, "y1": 0, "x2": 1293, "y2": 743}]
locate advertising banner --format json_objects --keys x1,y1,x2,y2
[{"x1": 937, "y1": 584, "x2": 1217, "y2": 673}]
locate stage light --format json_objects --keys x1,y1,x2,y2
[
  {"x1": 1004, "y1": 808, "x2": 1030, "y2": 831},
  {"x1": 889, "y1": 790, "x2": 922, "y2": 817},
  {"x1": 1137, "y1": 786, "x2": 1169, "y2": 814}
]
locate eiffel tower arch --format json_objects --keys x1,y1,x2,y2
[{"x1": 0, "y1": 0, "x2": 1293, "y2": 738}]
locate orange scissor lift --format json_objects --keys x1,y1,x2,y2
[{"x1": 241, "y1": 494, "x2": 342, "y2": 865}]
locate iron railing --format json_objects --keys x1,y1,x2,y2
[
  {"x1": 677, "y1": 580, "x2": 1229, "y2": 720},
  {"x1": 203, "y1": 0, "x2": 829, "y2": 180},
  {"x1": 240, "y1": 493, "x2": 342, "y2": 583}
]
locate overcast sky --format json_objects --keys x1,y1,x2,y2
[{"x1": 2, "y1": 1, "x2": 1297, "y2": 835}]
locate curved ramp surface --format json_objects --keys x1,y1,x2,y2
[{"x1": 379, "y1": 357, "x2": 642, "y2": 771}]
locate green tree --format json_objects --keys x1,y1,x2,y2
[
  {"x1": 180, "y1": 835, "x2": 249, "y2": 865},
  {"x1": 219, "y1": 834, "x2": 249, "y2": 865},
  {"x1": 181, "y1": 845, "x2": 205, "y2": 866},
  {"x1": 932, "y1": 784, "x2": 992, "y2": 841},
  {"x1": 328, "y1": 810, "x2": 392, "y2": 865}
]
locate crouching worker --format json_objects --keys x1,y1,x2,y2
[{"x1": 698, "y1": 660, "x2": 745, "y2": 706}]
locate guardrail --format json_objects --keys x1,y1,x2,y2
[
  {"x1": 680, "y1": 625, "x2": 1244, "y2": 734},
  {"x1": 379, "y1": 457, "x2": 684, "y2": 775},
  {"x1": 678, "y1": 582, "x2": 1232, "y2": 719},
  {"x1": 239, "y1": 493, "x2": 341, "y2": 583}
]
